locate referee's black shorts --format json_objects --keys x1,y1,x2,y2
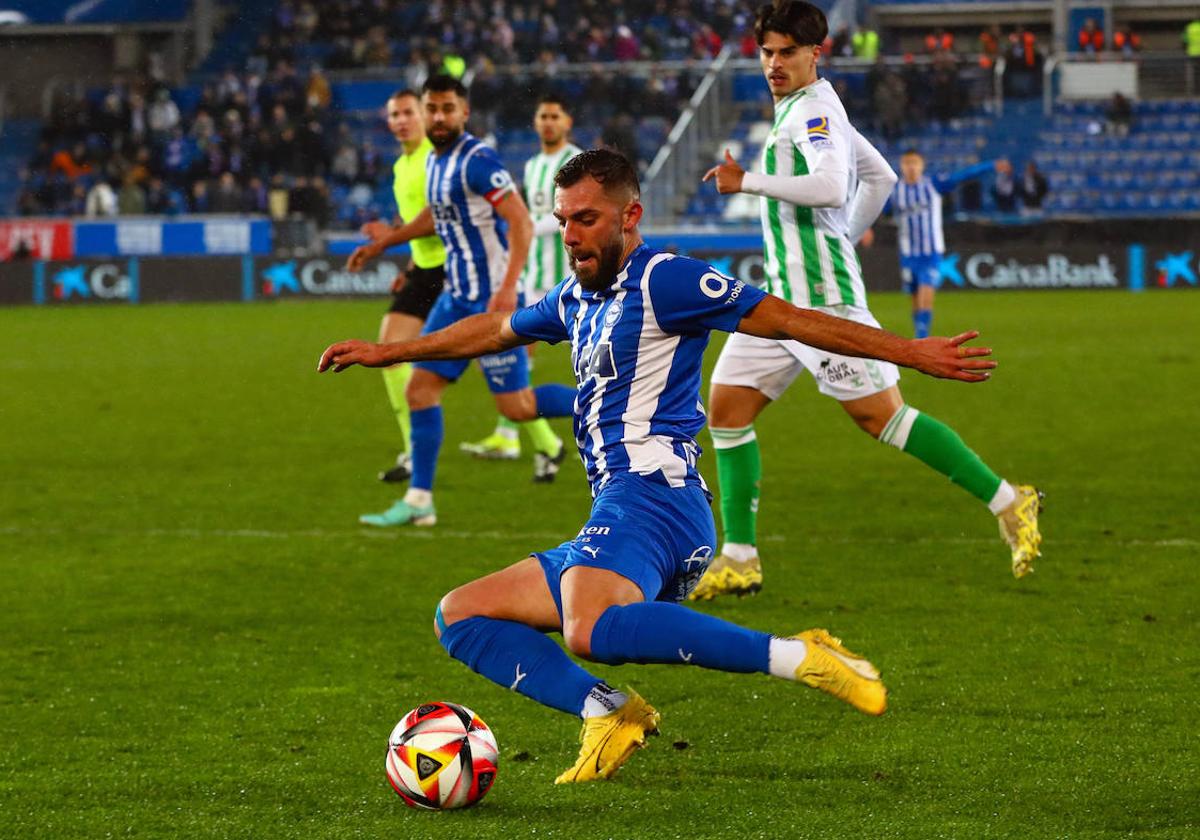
[{"x1": 387, "y1": 264, "x2": 445, "y2": 319}]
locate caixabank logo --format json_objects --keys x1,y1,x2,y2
[
  {"x1": 260, "y1": 259, "x2": 401, "y2": 297},
  {"x1": 52, "y1": 263, "x2": 133, "y2": 301},
  {"x1": 937, "y1": 252, "x2": 1119, "y2": 289}
]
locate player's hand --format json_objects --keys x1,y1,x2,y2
[
  {"x1": 858, "y1": 228, "x2": 876, "y2": 248},
  {"x1": 390, "y1": 272, "x2": 408, "y2": 294},
  {"x1": 359, "y1": 221, "x2": 391, "y2": 241},
  {"x1": 487, "y1": 285, "x2": 518, "y2": 314},
  {"x1": 317, "y1": 340, "x2": 391, "y2": 372},
  {"x1": 909, "y1": 331, "x2": 997, "y2": 382},
  {"x1": 346, "y1": 242, "x2": 381, "y2": 273},
  {"x1": 702, "y1": 150, "x2": 745, "y2": 194}
]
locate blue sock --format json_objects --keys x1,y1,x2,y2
[
  {"x1": 589, "y1": 602, "x2": 770, "y2": 673},
  {"x1": 534, "y1": 384, "x2": 576, "y2": 418},
  {"x1": 913, "y1": 308, "x2": 933, "y2": 339},
  {"x1": 438, "y1": 613, "x2": 600, "y2": 716},
  {"x1": 409, "y1": 406, "x2": 443, "y2": 491}
]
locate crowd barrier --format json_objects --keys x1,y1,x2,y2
[
  {"x1": 0, "y1": 221, "x2": 1194, "y2": 306},
  {"x1": 0, "y1": 217, "x2": 272, "y2": 261}
]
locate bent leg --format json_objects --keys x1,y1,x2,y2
[
  {"x1": 436, "y1": 557, "x2": 604, "y2": 716},
  {"x1": 849, "y1": 385, "x2": 1012, "y2": 511}
]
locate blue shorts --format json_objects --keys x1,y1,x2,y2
[
  {"x1": 534, "y1": 473, "x2": 716, "y2": 619},
  {"x1": 901, "y1": 255, "x2": 942, "y2": 294},
  {"x1": 415, "y1": 291, "x2": 530, "y2": 393}
]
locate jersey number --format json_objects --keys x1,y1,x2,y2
[{"x1": 577, "y1": 341, "x2": 617, "y2": 383}]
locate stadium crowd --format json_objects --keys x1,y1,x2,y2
[{"x1": 14, "y1": 0, "x2": 1173, "y2": 227}]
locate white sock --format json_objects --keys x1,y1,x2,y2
[
  {"x1": 581, "y1": 683, "x2": 628, "y2": 718},
  {"x1": 988, "y1": 480, "x2": 1017, "y2": 515},
  {"x1": 767, "y1": 637, "x2": 809, "y2": 680},
  {"x1": 721, "y1": 542, "x2": 758, "y2": 563},
  {"x1": 403, "y1": 488, "x2": 433, "y2": 508}
]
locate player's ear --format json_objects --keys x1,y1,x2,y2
[{"x1": 623, "y1": 200, "x2": 643, "y2": 231}]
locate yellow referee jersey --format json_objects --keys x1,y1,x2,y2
[{"x1": 392, "y1": 137, "x2": 446, "y2": 270}]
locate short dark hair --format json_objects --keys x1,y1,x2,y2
[
  {"x1": 389, "y1": 89, "x2": 419, "y2": 102},
  {"x1": 554, "y1": 149, "x2": 640, "y2": 201},
  {"x1": 754, "y1": 0, "x2": 828, "y2": 47},
  {"x1": 902, "y1": 148, "x2": 922, "y2": 157},
  {"x1": 536, "y1": 94, "x2": 571, "y2": 116},
  {"x1": 422, "y1": 74, "x2": 468, "y2": 99}
]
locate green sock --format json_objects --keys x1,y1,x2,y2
[
  {"x1": 711, "y1": 426, "x2": 761, "y2": 545},
  {"x1": 381, "y1": 363, "x2": 413, "y2": 451},
  {"x1": 496, "y1": 416, "x2": 520, "y2": 436},
  {"x1": 879, "y1": 404, "x2": 1002, "y2": 504},
  {"x1": 523, "y1": 417, "x2": 560, "y2": 455}
]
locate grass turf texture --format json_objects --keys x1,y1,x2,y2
[{"x1": 1, "y1": 291, "x2": 1197, "y2": 839}]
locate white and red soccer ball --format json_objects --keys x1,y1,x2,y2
[{"x1": 386, "y1": 701, "x2": 499, "y2": 810}]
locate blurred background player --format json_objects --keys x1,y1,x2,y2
[
  {"x1": 885, "y1": 148, "x2": 998, "y2": 338},
  {"x1": 461, "y1": 94, "x2": 583, "y2": 461},
  {"x1": 359, "y1": 90, "x2": 446, "y2": 484},
  {"x1": 695, "y1": 0, "x2": 1043, "y2": 599},
  {"x1": 346, "y1": 75, "x2": 575, "y2": 526}
]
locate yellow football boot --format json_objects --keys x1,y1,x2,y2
[
  {"x1": 793, "y1": 629, "x2": 887, "y2": 716},
  {"x1": 686, "y1": 553, "x2": 763, "y2": 601},
  {"x1": 554, "y1": 688, "x2": 660, "y2": 784},
  {"x1": 997, "y1": 484, "x2": 1044, "y2": 578}
]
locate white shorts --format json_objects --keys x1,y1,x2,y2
[{"x1": 711, "y1": 305, "x2": 900, "y2": 402}]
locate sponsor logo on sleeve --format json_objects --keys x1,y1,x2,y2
[{"x1": 805, "y1": 116, "x2": 834, "y2": 149}]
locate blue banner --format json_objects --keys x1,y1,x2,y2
[{"x1": 73, "y1": 218, "x2": 272, "y2": 257}]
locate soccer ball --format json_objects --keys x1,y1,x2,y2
[{"x1": 385, "y1": 701, "x2": 499, "y2": 810}]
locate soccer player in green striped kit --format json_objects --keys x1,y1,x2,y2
[
  {"x1": 461, "y1": 95, "x2": 582, "y2": 466},
  {"x1": 694, "y1": 0, "x2": 1042, "y2": 599}
]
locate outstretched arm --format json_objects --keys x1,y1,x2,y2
[
  {"x1": 318, "y1": 312, "x2": 528, "y2": 373},
  {"x1": 736, "y1": 295, "x2": 996, "y2": 382},
  {"x1": 932, "y1": 160, "x2": 997, "y2": 194}
]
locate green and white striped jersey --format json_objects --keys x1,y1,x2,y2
[
  {"x1": 759, "y1": 78, "x2": 867, "y2": 309},
  {"x1": 522, "y1": 142, "x2": 583, "y2": 295}
]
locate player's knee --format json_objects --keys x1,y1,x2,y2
[
  {"x1": 561, "y1": 618, "x2": 595, "y2": 659},
  {"x1": 435, "y1": 589, "x2": 475, "y2": 637},
  {"x1": 496, "y1": 392, "x2": 537, "y2": 423}
]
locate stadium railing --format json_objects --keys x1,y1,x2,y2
[{"x1": 1043, "y1": 52, "x2": 1200, "y2": 115}]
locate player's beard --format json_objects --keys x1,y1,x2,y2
[
  {"x1": 570, "y1": 233, "x2": 624, "y2": 292},
  {"x1": 427, "y1": 124, "x2": 462, "y2": 150}
]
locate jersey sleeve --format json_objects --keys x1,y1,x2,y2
[
  {"x1": 649, "y1": 256, "x2": 768, "y2": 335},
  {"x1": 789, "y1": 98, "x2": 851, "y2": 180},
  {"x1": 509, "y1": 280, "x2": 571, "y2": 344},
  {"x1": 465, "y1": 148, "x2": 517, "y2": 207}
]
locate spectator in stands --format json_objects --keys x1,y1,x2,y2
[
  {"x1": 211, "y1": 172, "x2": 243, "y2": 213},
  {"x1": 828, "y1": 25, "x2": 853, "y2": 59},
  {"x1": 978, "y1": 26, "x2": 1001, "y2": 69},
  {"x1": 117, "y1": 172, "x2": 146, "y2": 215},
  {"x1": 1078, "y1": 19, "x2": 1104, "y2": 56},
  {"x1": 85, "y1": 178, "x2": 118, "y2": 217},
  {"x1": 991, "y1": 158, "x2": 1018, "y2": 212},
  {"x1": 614, "y1": 25, "x2": 642, "y2": 61},
  {"x1": 852, "y1": 25, "x2": 879, "y2": 60},
  {"x1": 1113, "y1": 26, "x2": 1141, "y2": 57},
  {"x1": 190, "y1": 180, "x2": 211, "y2": 213},
  {"x1": 872, "y1": 64, "x2": 907, "y2": 140},
  {"x1": 243, "y1": 177, "x2": 269, "y2": 214},
  {"x1": 306, "y1": 66, "x2": 332, "y2": 111},
  {"x1": 929, "y1": 52, "x2": 962, "y2": 122},
  {"x1": 692, "y1": 23, "x2": 723, "y2": 58},
  {"x1": 1020, "y1": 161, "x2": 1049, "y2": 210},
  {"x1": 148, "y1": 89, "x2": 181, "y2": 138},
  {"x1": 1106, "y1": 92, "x2": 1133, "y2": 137},
  {"x1": 1003, "y1": 28, "x2": 1043, "y2": 97},
  {"x1": 49, "y1": 143, "x2": 91, "y2": 180},
  {"x1": 925, "y1": 28, "x2": 954, "y2": 54}
]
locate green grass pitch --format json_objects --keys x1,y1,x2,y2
[{"x1": 2, "y1": 290, "x2": 1197, "y2": 839}]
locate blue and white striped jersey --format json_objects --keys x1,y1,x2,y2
[
  {"x1": 510, "y1": 245, "x2": 767, "y2": 495},
  {"x1": 890, "y1": 161, "x2": 995, "y2": 258},
  {"x1": 425, "y1": 132, "x2": 517, "y2": 302}
]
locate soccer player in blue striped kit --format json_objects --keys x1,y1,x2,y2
[
  {"x1": 347, "y1": 75, "x2": 576, "y2": 526},
  {"x1": 318, "y1": 150, "x2": 997, "y2": 784},
  {"x1": 889, "y1": 149, "x2": 998, "y2": 338}
]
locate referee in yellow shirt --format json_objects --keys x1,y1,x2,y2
[{"x1": 360, "y1": 90, "x2": 447, "y2": 483}]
